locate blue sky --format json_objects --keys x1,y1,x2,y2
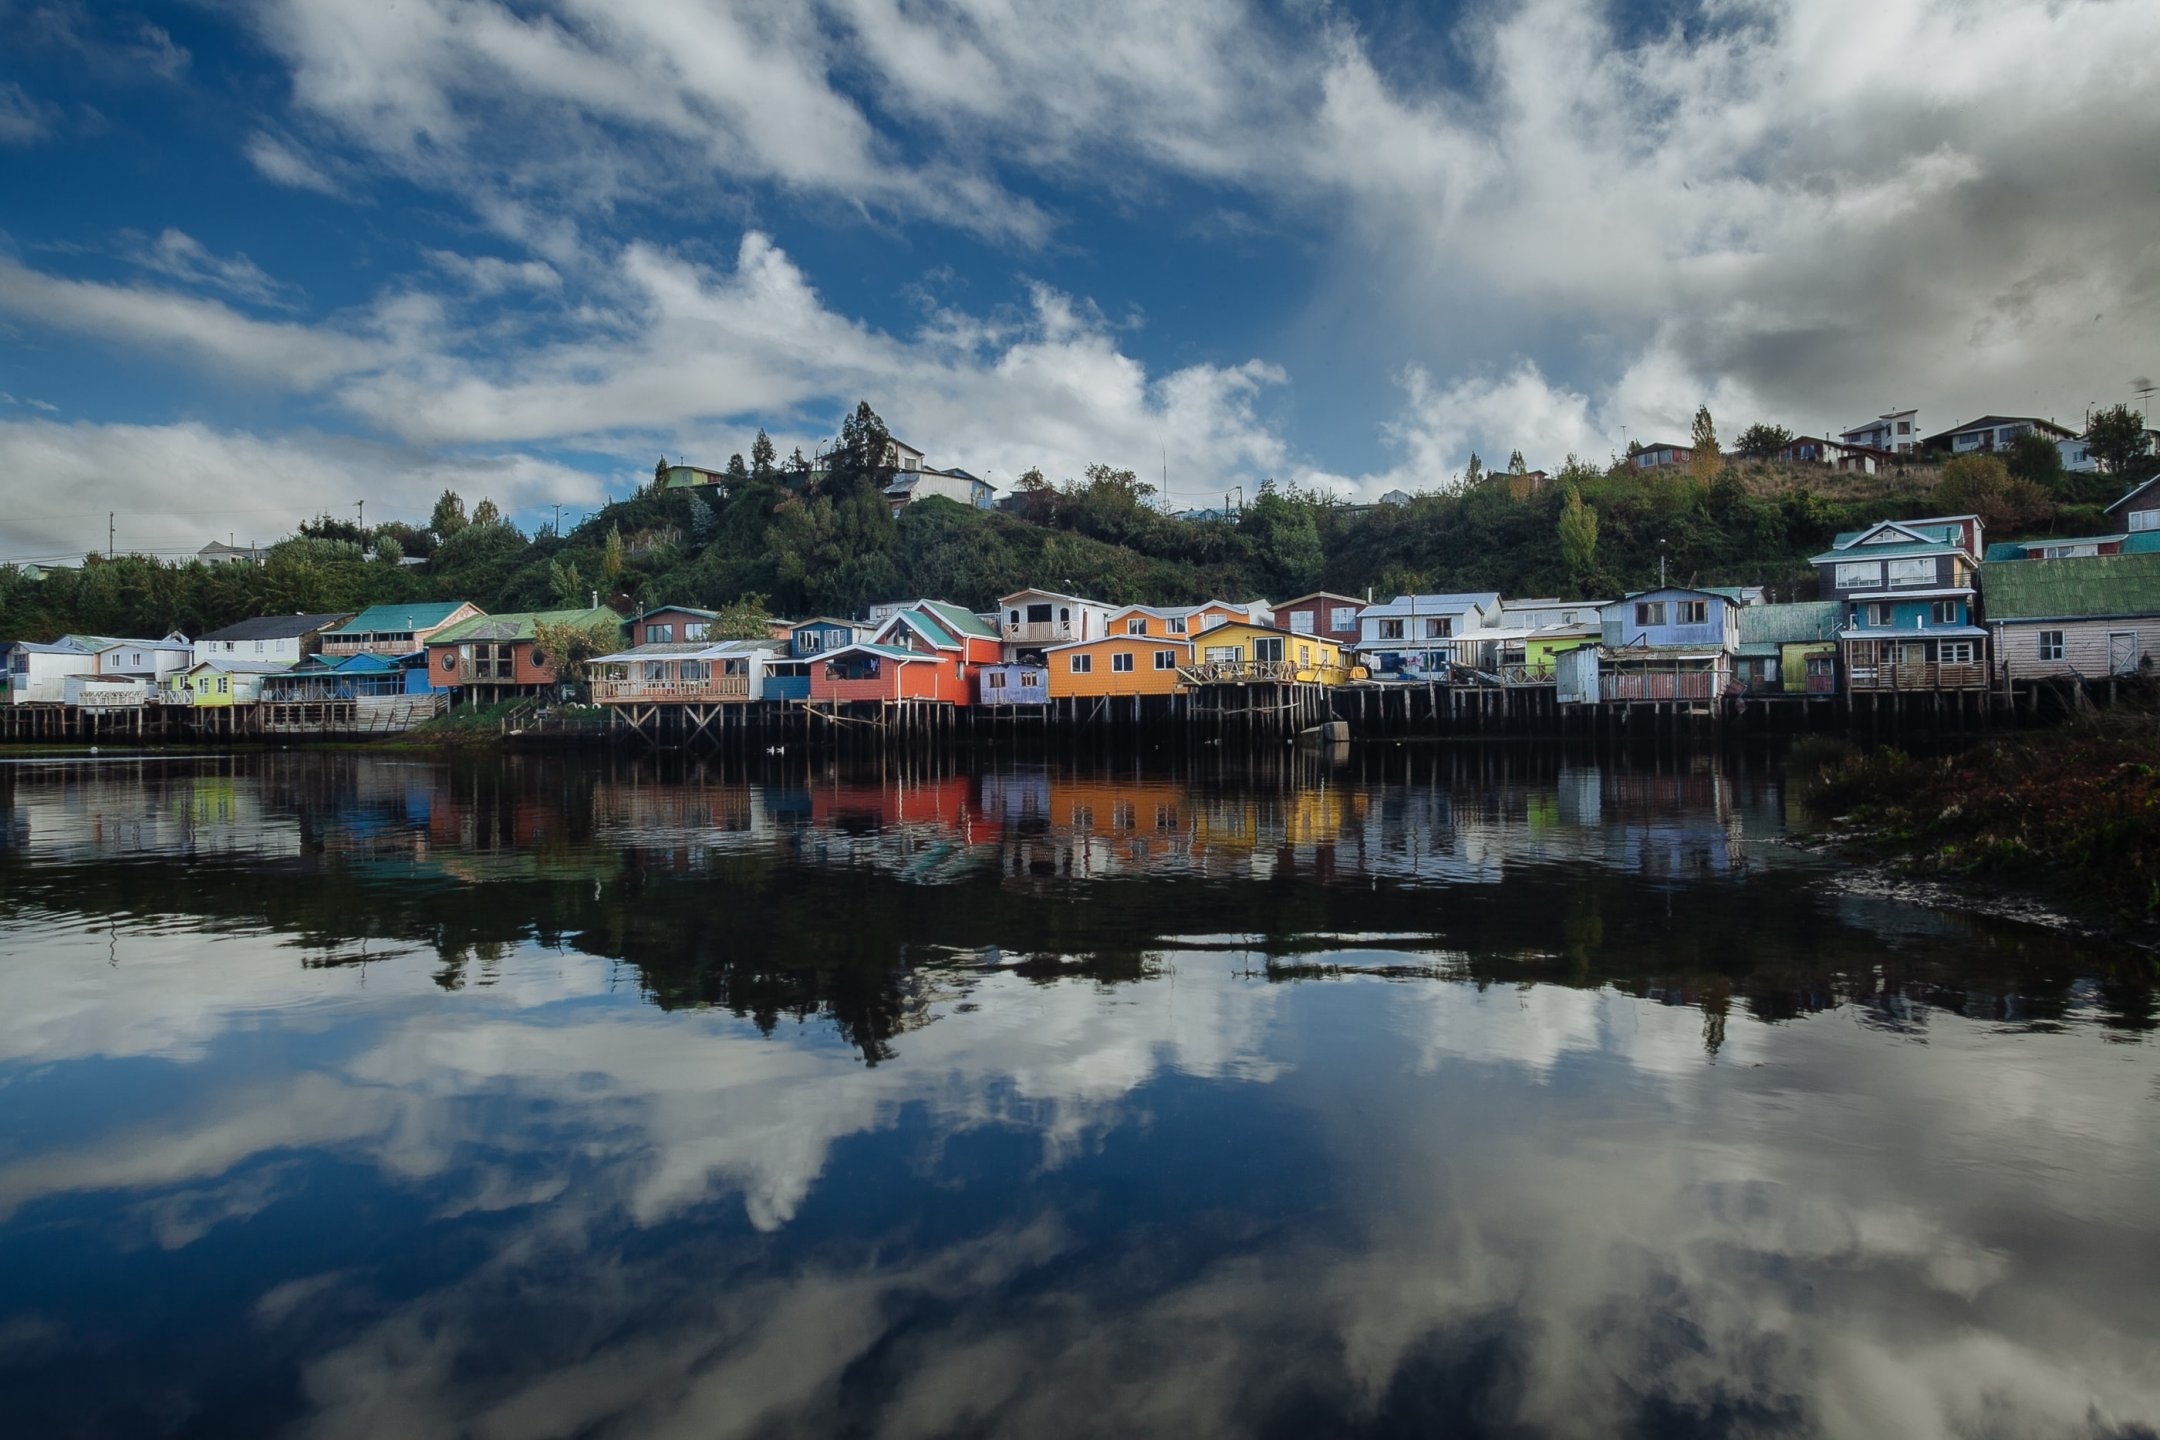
[{"x1": 2, "y1": 0, "x2": 2156, "y2": 563}]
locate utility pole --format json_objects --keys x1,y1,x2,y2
[
  {"x1": 1658, "y1": 539, "x2": 1669, "y2": 589},
  {"x1": 553, "y1": 503, "x2": 563, "y2": 535},
  {"x1": 108, "y1": 512, "x2": 114, "y2": 559},
  {"x1": 356, "y1": 499, "x2": 365, "y2": 532}
]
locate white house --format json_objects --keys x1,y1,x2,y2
[
  {"x1": 196, "y1": 541, "x2": 267, "y2": 567},
  {"x1": 5, "y1": 639, "x2": 102, "y2": 704},
  {"x1": 996, "y1": 589, "x2": 1117, "y2": 654},
  {"x1": 92, "y1": 635, "x2": 194, "y2": 682},
  {"x1": 884, "y1": 466, "x2": 997, "y2": 513},
  {"x1": 2061, "y1": 428, "x2": 2160, "y2": 474},
  {"x1": 1356, "y1": 593, "x2": 1507, "y2": 676},
  {"x1": 1838, "y1": 409, "x2": 1920, "y2": 456},
  {"x1": 588, "y1": 639, "x2": 782, "y2": 705},
  {"x1": 193, "y1": 612, "x2": 353, "y2": 668},
  {"x1": 1922, "y1": 415, "x2": 2077, "y2": 456},
  {"x1": 1500, "y1": 598, "x2": 1608, "y2": 631}
]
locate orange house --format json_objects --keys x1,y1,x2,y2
[
  {"x1": 808, "y1": 600, "x2": 1000, "y2": 706},
  {"x1": 424, "y1": 606, "x2": 626, "y2": 702},
  {"x1": 1045, "y1": 627, "x2": 1193, "y2": 700}
]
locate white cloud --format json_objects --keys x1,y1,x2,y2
[
  {"x1": 243, "y1": 131, "x2": 346, "y2": 196},
  {"x1": 0, "y1": 80, "x2": 58, "y2": 145},
  {"x1": 0, "y1": 420, "x2": 606, "y2": 563},
  {"x1": 124, "y1": 228, "x2": 301, "y2": 308}
]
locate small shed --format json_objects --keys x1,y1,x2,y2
[{"x1": 1735, "y1": 601, "x2": 1842, "y2": 694}]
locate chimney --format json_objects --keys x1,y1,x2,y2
[{"x1": 590, "y1": 590, "x2": 598, "y2": 608}]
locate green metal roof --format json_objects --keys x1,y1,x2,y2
[
  {"x1": 1736, "y1": 601, "x2": 1843, "y2": 646},
  {"x1": 1979, "y1": 553, "x2": 2160, "y2": 622},
  {"x1": 331, "y1": 601, "x2": 475, "y2": 634},
  {"x1": 429, "y1": 607, "x2": 622, "y2": 644},
  {"x1": 917, "y1": 599, "x2": 998, "y2": 639},
  {"x1": 1810, "y1": 538, "x2": 1956, "y2": 564}
]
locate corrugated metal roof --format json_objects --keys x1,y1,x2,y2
[
  {"x1": 430, "y1": 607, "x2": 622, "y2": 645},
  {"x1": 197, "y1": 612, "x2": 354, "y2": 642},
  {"x1": 1978, "y1": 553, "x2": 2160, "y2": 622},
  {"x1": 330, "y1": 602, "x2": 475, "y2": 634},
  {"x1": 917, "y1": 599, "x2": 999, "y2": 639},
  {"x1": 1736, "y1": 601, "x2": 1843, "y2": 645}
]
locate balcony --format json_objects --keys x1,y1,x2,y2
[
  {"x1": 592, "y1": 674, "x2": 752, "y2": 704},
  {"x1": 442, "y1": 662, "x2": 520, "y2": 686},
  {"x1": 1846, "y1": 662, "x2": 1985, "y2": 692},
  {"x1": 1601, "y1": 670, "x2": 1719, "y2": 702},
  {"x1": 1004, "y1": 620, "x2": 1084, "y2": 645}
]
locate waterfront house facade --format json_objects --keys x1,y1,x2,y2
[
  {"x1": 976, "y1": 663, "x2": 1051, "y2": 706},
  {"x1": 1191, "y1": 621, "x2": 1352, "y2": 684},
  {"x1": 425, "y1": 607, "x2": 626, "y2": 702},
  {"x1": 1357, "y1": 593, "x2": 1505, "y2": 677},
  {"x1": 92, "y1": 636, "x2": 194, "y2": 683},
  {"x1": 1734, "y1": 601, "x2": 1842, "y2": 695},
  {"x1": 628, "y1": 606, "x2": 719, "y2": 646},
  {"x1": 1812, "y1": 515, "x2": 1987, "y2": 691},
  {"x1": 262, "y1": 651, "x2": 435, "y2": 701},
  {"x1": 1592, "y1": 587, "x2": 1745, "y2": 701},
  {"x1": 5, "y1": 639, "x2": 102, "y2": 704},
  {"x1": 997, "y1": 590, "x2": 1116, "y2": 656},
  {"x1": 810, "y1": 601, "x2": 1000, "y2": 707},
  {"x1": 320, "y1": 601, "x2": 482, "y2": 658},
  {"x1": 1272, "y1": 592, "x2": 1365, "y2": 646},
  {"x1": 589, "y1": 640, "x2": 781, "y2": 706},
  {"x1": 1980, "y1": 553, "x2": 2160, "y2": 683},
  {"x1": 165, "y1": 659, "x2": 287, "y2": 708},
  {"x1": 194, "y1": 613, "x2": 353, "y2": 668}
]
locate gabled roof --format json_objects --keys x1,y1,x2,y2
[
  {"x1": 429, "y1": 607, "x2": 622, "y2": 645},
  {"x1": 1985, "y1": 535, "x2": 2127, "y2": 561},
  {"x1": 1043, "y1": 634, "x2": 1194, "y2": 655},
  {"x1": 1360, "y1": 593, "x2": 1501, "y2": 617},
  {"x1": 329, "y1": 602, "x2": 476, "y2": 634},
  {"x1": 182, "y1": 659, "x2": 295, "y2": 676},
  {"x1": 880, "y1": 610, "x2": 960, "y2": 651},
  {"x1": 638, "y1": 604, "x2": 718, "y2": 620},
  {"x1": 916, "y1": 599, "x2": 999, "y2": 640},
  {"x1": 997, "y1": 588, "x2": 1109, "y2": 609},
  {"x1": 197, "y1": 612, "x2": 353, "y2": 643},
  {"x1": 1271, "y1": 591, "x2": 1367, "y2": 609},
  {"x1": 2102, "y1": 474, "x2": 2160, "y2": 515},
  {"x1": 1978, "y1": 553, "x2": 2160, "y2": 622},
  {"x1": 790, "y1": 615, "x2": 859, "y2": 630},
  {"x1": 818, "y1": 642, "x2": 942, "y2": 665},
  {"x1": 1737, "y1": 601, "x2": 1843, "y2": 646},
  {"x1": 1922, "y1": 415, "x2": 2076, "y2": 445},
  {"x1": 592, "y1": 639, "x2": 776, "y2": 663},
  {"x1": 1611, "y1": 586, "x2": 1743, "y2": 605}
]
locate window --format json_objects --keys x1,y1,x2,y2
[
  {"x1": 1835, "y1": 561, "x2": 1883, "y2": 589},
  {"x1": 1288, "y1": 611, "x2": 1314, "y2": 633},
  {"x1": 1127, "y1": 617, "x2": 1148, "y2": 635},
  {"x1": 1254, "y1": 637, "x2": 1285, "y2": 663},
  {"x1": 1069, "y1": 654, "x2": 1092, "y2": 673},
  {"x1": 1008, "y1": 609, "x2": 1021, "y2": 627},
  {"x1": 2036, "y1": 630, "x2": 2066, "y2": 661},
  {"x1": 1330, "y1": 606, "x2": 1358, "y2": 632},
  {"x1": 1930, "y1": 600, "x2": 1960, "y2": 625},
  {"x1": 217, "y1": 676, "x2": 229, "y2": 694},
  {"x1": 1674, "y1": 600, "x2": 1708, "y2": 625},
  {"x1": 1112, "y1": 652, "x2": 1134, "y2": 672},
  {"x1": 1298, "y1": 645, "x2": 1311, "y2": 665},
  {"x1": 2129, "y1": 510, "x2": 2160, "y2": 533},
  {"x1": 1154, "y1": 649, "x2": 1177, "y2": 670},
  {"x1": 684, "y1": 623, "x2": 708, "y2": 640},
  {"x1": 1424, "y1": 616, "x2": 1452, "y2": 639},
  {"x1": 649, "y1": 623, "x2": 674, "y2": 643},
  {"x1": 1939, "y1": 641, "x2": 1976, "y2": 665},
  {"x1": 987, "y1": 670, "x2": 1007, "y2": 689},
  {"x1": 1887, "y1": 558, "x2": 1933, "y2": 586},
  {"x1": 1026, "y1": 603, "x2": 1052, "y2": 624},
  {"x1": 225, "y1": 641, "x2": 235, "y2": 652},
  {"x1": 1058, "y1": 607, "x2": 1071, "y2": 626},
  {"x1": 1635, "y1": 602, "x2": 1667, "y2": 627},
  {"x1": 1167, "y1": 617, "x2": 1187, "y2": 634},
  {"x1": 1865, "y1": 602, "x2": 1894, "y2": 628},
  {"x1": 254, "y1": 640, "x2": 265, "y2": 654},
  {"x1": 1204, "y1": 645, "x2": 1238, "y2": 664},
  {"x1": 1379, "y1": 618, "x2": 1405, "y2": 640}
]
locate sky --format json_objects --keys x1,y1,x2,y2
[{"x1": 1, "y1": 0, "x2": 2156, "y2": 565}]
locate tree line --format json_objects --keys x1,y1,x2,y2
[{"x1": 3, "y1": 400, "x2": 2151, "y2": 646}]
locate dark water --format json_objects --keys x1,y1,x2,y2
[{"x1": 1, "y1": 747, "x2": 2156, "y2": 1440}]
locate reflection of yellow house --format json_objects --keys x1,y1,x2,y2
[{"x1": 1188, "y1": 622, "x2": 1354, "y2": 684}]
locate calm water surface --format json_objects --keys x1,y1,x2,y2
[{"x1": 1, "y1": 747, "x2": 2156, "y2": 1439}]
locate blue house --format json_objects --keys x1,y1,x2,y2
[
  {"x1": 1592, "y1": 587, "x2": 1746, "y2": 701},
  {"x1": 1811, "y1": 515, "x2": 1987, "y2": 690}
]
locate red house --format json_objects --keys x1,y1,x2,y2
[
  {"x1": 1270, "y1": 591, "x2": 1365, "y2": 645},
  {"x1": 808, "y1": 600, "x2": 1002, "y2": 706}
]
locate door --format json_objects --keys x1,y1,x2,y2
[{"x1": 2109, "y1": 631, "x2": 2139, "y2": 676}]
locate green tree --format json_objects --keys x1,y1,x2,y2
[
  {"x1": 1462, "y1": 452, "x2": 1484, "y2": 487},
  {"x1": 653, "y1": 456, "x2": 670, "y2": 493},
  {"x1": 2005, "y1": 430, "x2": 2065, "y2": 490},
  {"x1": 471, "y1": 498, "x2": 504, "y2": 528},
  {"x1": 430, "y1": 490, "x2": 467, "y2": 538},
  {"x1": 1239, "y1": 480, "x2": 1323, "y2": 597},
  {"x1": 2085, "y1": 405, "x2": 2152, "y2": 474},
  {"x1": 1507, "y1": 450, "x2": 1527, "y2": 475},
  {"x1": 1935, "y1": 454, "x2": 2051, "y2": 533},
  {"x1": 530, "y1": 615, "x2": 623, "y2": 687},
  {"x1": 749, "y1": 430, "x2": 778, "y2": 481},
  {"x1": 548, "y1": 558, "x2": 587, "y2": 607},
  {"x1": 1734, "y1": 423, "x2": 1793, "y2": 458},
  {"x1": 725, "y1": 453, "x2": 749, "y2": 487},
  {"x1": 602, "y1": 525, "x2": 626, "y2": 585},
  {"x1": 1690, "y1": 406, "x2": 1721, "y2": 482},
  {"x1": 1558, "y1": 485, "x2": 1600, "y2": 581},
  {"x1": 371, "y1": 535, "x2": 404, "y2": 565},
  {"x1": 709, "y1": 594, "x2": 777, "y2": 640}
]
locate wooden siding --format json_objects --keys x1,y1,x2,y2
[
  {"x1": 811, "y1": 657, "x2": 971, "y2": 705},
  {"x1": 1048, "y1": 638, "x2": 1189, "y2": 699},
  {"x1": 1993, "y1": 619, "x2": 2160, "y2": 682}
]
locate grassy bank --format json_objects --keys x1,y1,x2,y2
[{"x1": 1797, "y1": 699, "x2": 2160, "y2": 937}]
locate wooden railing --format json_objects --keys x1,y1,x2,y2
[
  {"x1": 591, "y1": 674, "x2": 752, "y2": 703},
  {"x1": 1004, "y1": 621, "x2": 1084, "y2": 644},
  {"x1": 1601, "y1": 670, "x2": 1718, "y2": 702},
  {"x1": 1847, "y1": 662, "x2": 1985, "y2": 692},
  {"x1": 443, "y1": 661, "x2": 519, "y2": 685}
]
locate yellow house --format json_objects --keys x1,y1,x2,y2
[
  {"x1": 1188, "y1": 621, "x2": 1355, "y2": 684},
  {"x1": 1523, "y1": 627, "x2": 1600, "y2": 679},
  {"x1": 164, "y1": 660, "x2": 284, "y2": 707}
]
